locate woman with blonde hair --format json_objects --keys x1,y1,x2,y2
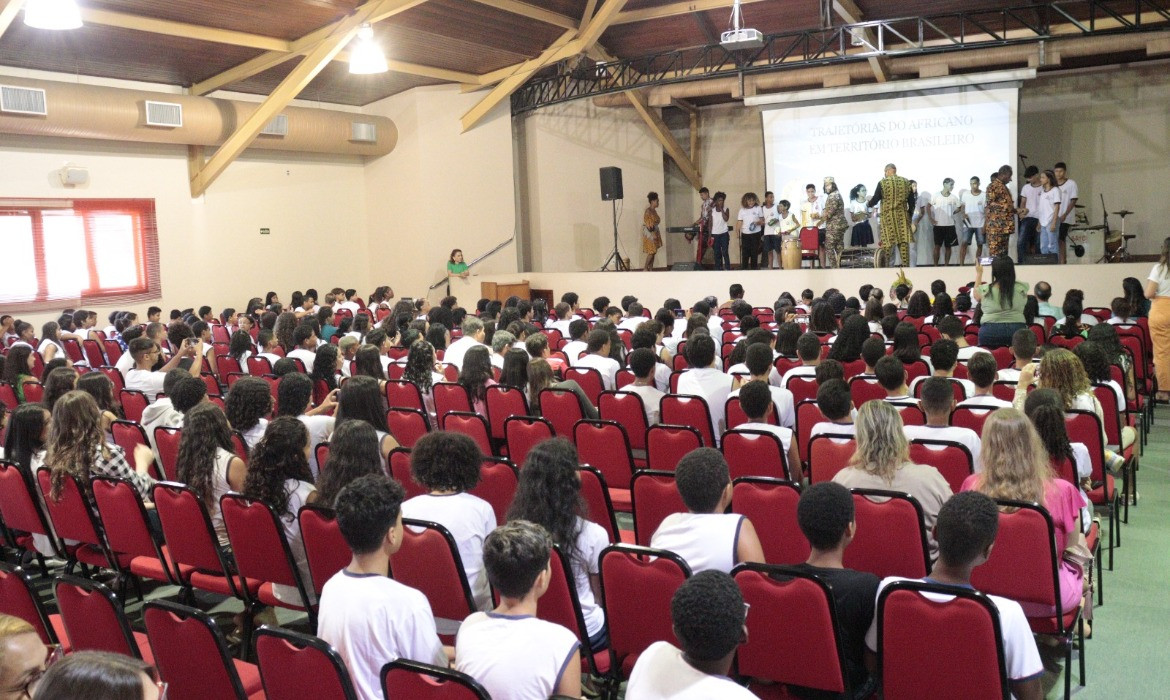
[
  {"x1": 962, "y1": 408, "x2": 1085, "y2": 616},
  {"x1": 831, "y1": 399, "x2": 952, "y2": 557}
]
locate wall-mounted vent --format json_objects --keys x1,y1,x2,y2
[
  {"x1": 144, "y1": 100, "x2": 183, "y2": 127},
  {"x1": 350, "y1": 122, "x2": 377, "y2": 143},
  {"x1": 0, "y1": 85, "x2": 47, "y2": 115},
  {"x1": 259, "y1": 114, "x2": 289, "y2": 137}
]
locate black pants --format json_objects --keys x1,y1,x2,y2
[
  {"x1": 1018, "y1": 217, "x2": 1039, "y2": 259},
  {"x1": 741, "y1": 233, "x2": 763, "y2": 269}
]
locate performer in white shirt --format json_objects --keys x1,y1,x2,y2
[
  {"x1": 957, "y1": 176, "x2": 987, "y2": 265},
  {"x1": 1054, "y1": 161, "x2": 1079, "y2": 264},
  {"x1": 928, "y1": 178, "x2": 960, "y2": 266}
]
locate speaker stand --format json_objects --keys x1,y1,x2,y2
[{"x1": 600, "y1": 199, "x2": 628, "y2": 271}]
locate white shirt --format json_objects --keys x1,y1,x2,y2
[
  {"x1": 240, "y1": 418, "x2": 269, "y2": 451},
  {"x1": 287, "y1": 347, "x2": 316, "y2": 373},
  {"x1": 810, "y1": 422, "x2": 857, "y2": 439},
  {"x1": 402, "y1": 492, "x2": 497, "y2": 612},
  {"x1": 727, "y1": 384, "x2": 795, "y2": 429},
  {"x1": 735, "y1": 422, "x2": 795, "y2": 456},
  {"x1": 626, "y1": 642, "x2": 756, "y2": 700},
  {"x1": 800, "y1": 196, "x2": 825, "y2": 227},
  {"x1": 955, "y1": 345, "x2": 991, "y2": 362},
  {"x1": 675, "y1": 367, "x2": 734, "y2": 438},
  {"x1": 114, "y1": 351, "x2": 136, "y2": 376},
  {"x1": 1020, "y1": 183, "x2": 1042, "y2": 217},
  {"x1": 957, "y1": 394, "x2": 1012, "y2": 409},
  {"x1": 960, "y1": 189, "x2": 986, "y2": 227},
  {"x1": 726, "y1": 363, "x2": 783, "y2": 389},
  {"x1": 549, "y1": 318, "x2": 574, "y2": 336},
  {"x1": 650, "y1": 512, "x2": 745, "y2": 575},
  {"x1": 271, "y1": 478, "x2": 317, "y2": 606},
  {"x1": 563, "y1": 340, "x2": 588, "y2": 365},
  {"x1": 571, "y1": 517, "x2": 610, "y2": 639},
  {"x1": 336, "y1": 300, "x2": 361, "y2": 316},
  {"x1": 781, "y1": 365, "x2": 817, "y2": 387},
  {"x1": 1057, "y1": 178, "x2": 1078, "y2": 222},
  {"x1": 620, "y1": 384, "x2": 665, "y2": 425},
  {"x1": 710, "y1": 207, "x2": 730, "y2": 235},
  {"x1": 1149, "y1": 264, "x2": 1170, "y2": 297},
  {"x1": 865, "y1": 577, "x2": 1043, "y2": 684},
  {"x1": 997, "y1": 367, "x2": 1023, "y2": 382},
  {"x1": 455, "y1": 613, "x2": 579, "y2": 700},
  {"x1": 762, "y1": 204, "x2": 782, "y2": 236},
  {"x1": 576, "y1": 353, "x2": 621, "y2": 391},
  {"x1": 124, "y1": 368, "x2": 168, "y2": 402},
  {"x1": 489, "y1": 353, "x2": 505, "y2": 371},
  {"x1": 930, "y1": 192, "x2": 960, "y2": 226},
  {"x1": 298, "y1": 415, "x2": 334, "y2": 478},
  {"x1": 617, "y1": 316, "x2": 644, "y2": 333},
  {"x1": 443, "y1": 336, "x2": 486, "y2": 370},
  {"x1": 903, "y1": 424, "x2": 982, "y2": 471},
  {"x1": 737, "y1": 206, "x2": 763, "y2": 234},
  {"x1": 318, "y1": 570, "x2": 447, "y2": 700},
  {"x1": 1037, "y1": 187, "x2": 1062, "y2": 228}
]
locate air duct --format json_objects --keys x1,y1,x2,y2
[{"x1": 0, "y1": 76, "x2": 396, "y2": 157}]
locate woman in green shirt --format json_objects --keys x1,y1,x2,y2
[
  {"x1": 447, "y1": 248, "x2": 469, "y2": 296},
  {"x1": 973, "y1": 256, "x2": 1029, "y2": 348}
]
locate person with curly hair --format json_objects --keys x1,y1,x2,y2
[
  {"x1": 827, "y1": 314, "x2": 870, "y2": 365},
  {"x1": 335, "y1": 375, "x2": 397, "y2": 467},
  {"x1": 314, "y1": 421, "x2": 383, "y2": 507},
  {"x1": 272, "y1": 311, "x2": 299, "y2": 353},
  {"x1": 506, "y1": 438, "x2": 608, "y2": 652},
  {"x1": 402, "y1": 340, "x2": 445, "y2": 417},
  {"x1": 224, "y1": 376, "x2": 272, "y2": 450},
  {"x1": 45, "y1": 391, "x2": 155, "y2": 504},
  {"x1": 242, "y1": 416, "x2": 318, "y2": 606},
  {"x1": 276, "y1": 373, "x2": 336, "y2": 477},
  {"x1": 175, "y1": 403, "x2": 246, "y2": 547},
  {"x1": 402, "y1": 432, "x2": 495, "y2": 612},
  {"x1": 458, "y1": 345, "x2": 496, "y2": 415}
]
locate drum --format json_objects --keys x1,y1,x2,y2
[
  {"x1": 781, "y1": 236, "x2": 802, "y2": 269},
  {"x1": 1105, "y1": 231, "x2": 1123, "y2": 255}
]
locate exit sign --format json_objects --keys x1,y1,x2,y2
[{"x1": 260, "y1": 227, "x2": 270, "y2": 235}]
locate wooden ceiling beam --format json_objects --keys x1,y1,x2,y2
[
  {"x1": 80, "y1": 8, "x2": 290, "y2": 52},
  {"x1": 190, "y1": 0, "x2": 396, "y2": 196},
  {"x1": 625, "y1": 88, "x2": 701, "y2": 190},
  {"x1": 190, "y1": 0, "x2": 430, "y2": 96},
  {"x1": 0, "y1": 0, "x2": 26, "y2": 41},
  {"x1": 464, "y1": 0, "x2": 578, "y2": 30},
  {"x1": 581, "y1": 0, "x2": 598, "y2": 24},
  {"x1": 832, "y1": 0, "x2": 889, "y2": 82}
]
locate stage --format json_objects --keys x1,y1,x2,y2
[{"x1": 472, "y1": 261, "x2": 1149, "y2": 310}]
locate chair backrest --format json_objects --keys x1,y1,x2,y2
[
  {"x1": 599, "y1": 545, "x2": 691, "y2": 677},
  {"x1": 432, "y1": 382, "x2": 472, "y2": 421},
  {"x1": 848, "y1": 376, "x2": 886, "y2": 408},
  {"x1": 111, "y1": 419, "x2": 159, "y2": 479},
  {"x1": 877, "y1": 580, "x2": 1009, "y2": 700},
  {"x1": 632, "y1": 470, "x2": 686, "y2": 547},
  {"x1": 733, "y1": 564, "x2": 848, "y2": 693},
  {"x1": 598, "y1": 391, "x2": 649, "y2": 451},
  {"x1": 844, "y1": 489, "x2": 930, "y2": 579},
  {"x1": 153, "y1": 426, "x2": 182, "y2": 480},
  {"x1": 469, "y1": 458, "x2": 518, "y2": 525},
  {"x1": 485, "y1": 385, "x2": 529, "y2": 441},
  {"x1": 1065, "y1": 410, "x2": 1107, "y2": 481},
  {"x1": 0, "y1": 563, "x2": 59, "y2": 645},
  {"x1": 387, "y1": 447, "x2": 426, "y2": 500},
  {"x1": 950, "y1": 405, "x2": 998, "y2": 434},
  {"x1": 441, "y1": 412, "x2": 493, "y2": 456},
  {"x1": 386, "y1": 407, "x2": 430, "y2": 448},
  {"x1": 903, "y1": 360, "x2": 931, "y2": 384},
  {"x1": 808, "y1": 434, "x2": 857, "y2": 483},
  {"x1": 151, "y1": 482, "x2": 235, "y2": 586},
  {"x1": 220, "y1": 493, "x2": 312, "y2": 609},
  {"x1": 892, "y1": 403, "x2": 926, "y2": 426},
  {"x1": 255, "y1": 626, "x2": 358, "y2": 700},
  {"x1": 721, "y1": 429, "x2": 790, "y2": 481},
  {"x1": 120, "y1": 389, "x2": 149, "y2": 423},
  {"x1": 35, "y1": 469, "x2": 105, "y2": 554},
  {"x1": 91, "y1": 476, "x2": 172, "y2": 583},
  {"x1": 21, "y1": 382, "x2": 43, "y2": 404},
  {"x1": 574, "y1": 419, "x2": 636, "y2": 492},
  {"x1": 576, "y1": 465, "x2": 620, "y2": 543},
  {"x1": 991, "y1": 380, "x2": 1018, "y2": 402},
  {"x1": 660, "y1": 394, "x2": 715, "y2": 446},
  {"x1": 381, "y1": 659, "x2": 490, "y2": 700},
  {"x1": 646, "y1": 424, "x2": 702, "y2": 472},
  {"x1": 384, "y1": 379, "x2": 426, "y2": 412},
  {"x1": 563, "y1": 367, "x2": 604, "y2": 405},
  {"x1": 0, "y1": 461, "x2": 55, "y2": 545},
  {"x1": 799, "y1": 226, "x2": 819, "y2": 251},
  {"x1": 615, "y1": 368, "x2": 636, "y2": 389},
  {"x1": 503, "y1": 415, "x2": 553, "y2": 467},
  {"x1": 298, "y1": 505, "x2": 351, "y2": 598},
  {"x1": 794, "y1": 399, "x2": 826, "y2": 468},
  {"x1": 216, "y1": 355, "x2": 243, "y2": 385},
  {"x1": 101, "y1": 340, "x2": 124, "y2": 365},
  {"x1": 970, "y1": 500, "x2": 1063, "y2": 616},
  {"x1": 731, "y1": 478, "x2": 809, "y2": 565},
  {"x1": 82, "y1": 339, "x2": 107, "y2": 368},
  {"x1": 907, "y1": 439, "x2": 974, "y2": 493},
  {"x1": 785, "y1": 375, "x2": 819, "y2": 405},
  {"x1": 247, "y1": 356, "x2": 274, "y2": 376},
  {"x1": 143, "y1": 600, "x2": 250, "y2": 700},
  {"x1": 53, "y1": 575, "x2": 141, "y2": 657},
  {"x1": 1090, "y1": 384, "x2": 1125, "y2": 447},
  {"x1": 0, "y1": 382, "x2": 18, "y2": 410},
  {"x1": 391, "y1": 519, "x2": 476, "y2": 623},
  {"x1": 539, "y1": 388, "x2": 585, "y2": 438}
]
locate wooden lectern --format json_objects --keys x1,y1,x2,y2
[{"x1": 481, "y1": 280, "x2": 530, "y2": 302}]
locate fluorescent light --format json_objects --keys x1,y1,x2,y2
[
  {"x1": 349, "y1": 23, "x2": 388, "y2": 75},
  {"x1": 23, "y1": 0, "x2": 83, "y2": 31}
]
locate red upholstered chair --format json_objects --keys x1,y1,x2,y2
[
  {"x1": 432, "y1": 382, "x2": 472, "y2": 421},
  {"x1": 721, "y1": 429, "x2": 791, "y2": 481},
  {"x1": 844, "y1": 488, "x2": 930, "y2": 580},
  {"x1": 632, "y1": 470, "x2": 686, "y2": 547},
  {"x1": 315, "y1": 442, "x2": 331, "y2": 472},
  {"x1": 907, "y1": 439, "x2": 974, "y2": 494},
  {"x1": 247, "y1": 356, "x2": 274, "y2": 376},
  {"x1": 733, "y1": 564, "x2": 852, "y2": 697},
  {"x1": 82, "y1": 339, "x2": 107, "y2": 368},
  {"x1": 808, "y1": 434, "x2": 857, "y2": 483},
  {"x1": 388, "y1": 447, "x2": 425, "y2": 500},
  {"x1": 615, "y1": 369, "x2": 636, "y2": 389},
  {"x1": 101, "y1": 340, "x2": 123, "y2": 366},
  {"x1": 111, "y1": 420, "x2": 161, "y2": 480},
  {"x1": 577, "y1": 465, "x2": 621, "y2": 544},
  {"x1": 599, "y1": 545, "x2": 691, "y2": 683},
  {"x1": 0, "y1": 563, "x2": 69, "y2": 649},
  {"x1": 441, "y1": 412, "x2": 493, "y2": 456},
  {"x1": 902, "y1": 359, "x2": 931, "y2": 384},
  {"x1": 255, "y1": 626, "x2": 358, "y2": 700},
  {"x1": 485, "y1": 385, "x2": 529, "y2": 446},
  {"x1": 950, "y1": 405, "x2": 999, "y2": 434},
  {"x1": 154, "y1": 426, "x2": 182, "y2": 480},
  {"x1": 385, "y1": 380, "x2": 426, "y2": 412},
  {"x1": 0, "y1": 383, "x2": 18, "y2": 410},
  {"x1": 36, "y1": 469, "x2": 123, "y2": 575},
  {"x1": 143, "y1": 600, "x2": 263, "y2": 700},
  {"x1": 120, "y1": 389, "x2": 149, "y2": 423},
  {"x1": 660, "y1": 394, "x2": 715, "y2": 446},
  {"x1": 390, "y1": 519, "x2": 476, "y2": 645},
  {"x1": 53, "y1": 575, "x2": 153, "y2": 663},
  {"x1": 877, "y1": 580, "x2": 1010, "y2": 700},
  {"x1": 469, "y1": 458, "x2": 518, "y2": 525},
  {"x1": 646, "y1": 424, "x2": 702, "y2": 472},
  {"x1": 0, "y1": 461, "x2": 59, "y2": 566},
  {"x1": 799, "y1": 227, "x2": 820, "y2": 266},
  {"x1": 563, "y1": 367, "x2": 604, "y2": 405},
  {"x1": 1050, "y1": 335, "x2": 1084, "y2": 350},
  {"x1": 381, "y1": 659, "x2": 489, "y2": 700},
  {"x1": 21, "y1": 382, "x2": 43, "y2": 404},
  {"x1": 598, "y1": 390, "x2": 650, "y2": 458},
  {"x1": 1066, "y1": 409, "x2": 1118, "y2": 569},
  {"x1": 298, "y1": 505, "x2": 350, "y2": 600},
  {"x1": 785, "y1": 375, "x2": 819, "y2": 406},
  {"x1": 992, "y1": 380, "x2": 1018, "y2": 402},
  {"x1": 731, "y1": 478, "x2": 809, "y2": 565},
  {"x1": 535, "y1": 547, "x2": 611, "y2": 677},
  {"x1": 504, "y1": 415, "x2": 553, "y2": 467},
  {"x1": 794, "y1": 399, "x2": 827, "y2": 470},
  {"x1": 539, "y1": 388, "x2": 585, "y2": 439},
  {"x1": 574, "y1": 419, "x2": 635, "y2": 511},
  {"x1": 386, "y1": 407, "x2": 430, "y2": 448},
  {"x1": 893, "y1": 403, "x2": 926, "y2": 426},
  {"x1": 848, "y1": 376, "x2": 886, "y2": 408},
  {"x1": 91, "y1": 476, "x2": 177, "y2": 587},
  {"x1": 151, "y1": 483, "x2": 244, "y2": 602}
]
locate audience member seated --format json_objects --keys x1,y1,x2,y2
[
  {"x1": 891, "y1": 322, "x2": 932, "y2": 374},
  {"x1": 676, "y1": 334, "x2": 734, "y2": 438},
  {"x1": 621, "y1": 348, "x2": 666, "y2": 425},
  {"x1": 489, "y1": 330, "x2": 514, "y2": 371},
  {"x1": 729, "y1": 345, "x2": 795, "y2": 429},
  {"x1": 527, "y1": 358, "x2": 598, "y2": 420},
  {"x1": 904, "y1": 377, "x2": 982, "y2": 471},
  {"x1": 958, "y1": 352, "x2": 1012, "y2": 409},
  {"x1": 650, "y1": 447, "x2": 765, "y2": 574},
  {"x1": 874, "y1": 356, "x2": 918, "y2": 406},
  {"x1": 731, "y1": 381, "x2": 802, "y2": 477},
  {"x1": 831, "y1": 400, "x2": 952, "y2": 558},
  {"x1": 810, "y1": 378, "x2": 857, "y2": 438},
  {"x1": 276, "y1": 373, "x2": 336, "y2": 477},
  {"x1": 0, "y1": 614, "x2": 52, "y2": 698},
  {"x1": 34, "y1": 650, "x2": 166, "y2": 700},
  {"x1": 138, "y1": 368, "x2": 190, "y2": 439},
  {"x1": 781, "y1": 333, "x2": 823, "y2": 386},
  {"x1": 576, "y1": 329, "x2": 621, "y2": 391},
  {"x1": 859, "y1": 337, "x2": 885, "y2": 377},
  {"x1": 455, "y1": 521, "x2": 582, "y2": 699},
  {"x1": 125, "y1": 336, "x2": 202, "y2": 402},
  {"x1": 286, "y1": 323, "x2": 319, "y2": 372},
  {"x1": 625, "y1": 570, "x2": 755, "y2": 699},
  {"x1": 457, "y1": 346, "x2": 496, "y2": 415},
  {"x1": 175, "y1": 403, "x2": 247, "y2": 547},
  {"x1": 444, "y1": 316, "x2": 487, "y2": 370},
  {"x1": 46, "y1": 391, "x2": 156, "y2": 504},
  {"x1": 562, "y1": 319, "x2": 590, "y2": 366},
  {"x1": 631, "y1": 327, "x2": 672, "y2": 391},
  {"x1": 726, "y1": 328, "x2": 782, "y2": 387},
  {"x1": 225, "y1": 376, "x2": 273, "y2": 450},
  {"x1": 524, "y1": 333, "x2": 565, "y2": 375},
  {"x1": 1023, "y1": 389, "x2": 1093, "y2": 528},
  {"x1": 335, "y1": 375, "x2": 398, "y2": 467},
  {"x1": 937, "y1": 315, "x2": 987, "y2": 361},
  {"x1": 319, "y1": 474, "x2": 450, "y2": 700}
]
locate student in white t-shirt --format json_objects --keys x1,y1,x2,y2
[
  {"x1": 928, "y1": 179, "x2": 961, "y2": 266},
  {"x1": 780, "y1": 332, "x2": 822, "y2": 387},
  {"x1": 318, "y1": 473, "x2": 450, "y2": 700},
  {"x1": 809, "y1": 378, "x2": 858, "y2": 440},
  {"x1": 620, "y1": 348, "x2": 665, "y2": 425},
  {"x1": 760, "y1": 191, "x2": 784, "y2": 270},
  {"x1": 726, "y1": 330, "x2": 784, "y2": 388},
  {"x1": 676, "y1": 334, "x2": 734, "y2": 441},
  {"x1": 286, "y1": 323, "x2": 319, "y2": 373},
  {"x1": 1037, "y1": 170, "x2": 1063, "y2": 256},
  {"x1": 650, "y1": 448, "x2": 765, "y2": 575},
  {"x1": 908, "y1": 339, "x2": 974, "y2": 400},
  {"x1": 402, "y1": 432, "x2": 497, "y2": 613},
  {"x1": 729, "y1": 381, "x2": 802, "y2": 480},
  {"x1": 957, "y1": 351, "x2": 1012, "y2": 409},
  {"x1": 903, "y1": 377, "x2": 982, "y2": 472},
  {"x1": 575, "y1": 330, "x2": 621, "y2": 391},
  {"x1": 957, "y1": 176, "x2": 987, "y2": 265},
  {"x1": 275, "y1": 373, "x2": 337, "y2": 478},
  {"x1": 735, "y1": 192, "x2": 765, "y2": 270},
  {"x1": 997, "y1": 328, "x2": 1037, "y2": 382},
  {"x1": 455, "y1": 521, "x2": 581, "y2": 700},
  {"x1": 124, "y1": 336, "x2": 203, "y2": 402},
  {"x1": 728, "y1": 344, "x2": 794, "y2": 428},
  {"x1": 625, "y1": 570, "x2": 756, "y2": 699},
  {"x1": 864, "y1": 492, "x2": 1044, "y2": 700},
  {"x1": 1054, "y1": 162, "x2": 1079, "y2": 264},
  {"x1": 562, "y1": 319, "x2": 591, "y2": 366},
  {"x1": 874, "y1": 355, "x2": 919, "y2": 407}
]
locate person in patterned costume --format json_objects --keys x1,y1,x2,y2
[
  {"x1": 821, "y1": 177, "x2": 849, "y2": 268},
  {"x1": 867, "y1": 164, "x2": 916, "y2": 267},
  {"x1": 984, "y1": 165, "x2": 1019, "y2": 258}
]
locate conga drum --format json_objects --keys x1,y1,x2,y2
[{"x1": 781, "y1": 236, "x2": 802, "y2": 269}]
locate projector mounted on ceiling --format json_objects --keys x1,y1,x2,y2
[{"x1": 720, "y1": 0, "x2": 764, "y2": 50}]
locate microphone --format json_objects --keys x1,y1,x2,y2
[{"x1": 1018, "y1": 153, "x2": 1029, "y2": 159}]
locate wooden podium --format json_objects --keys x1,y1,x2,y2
[{"x1": 481, "y1": 280, "x2": 530, "y2": 302}]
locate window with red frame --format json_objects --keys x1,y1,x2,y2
[{"x1": 0, "y1": 198, "x2": 160, "y2": 310}]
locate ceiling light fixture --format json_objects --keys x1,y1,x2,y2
[
  {"x1": 23, "y1": 0, "x2": 84, "y2": 31},
  {"x1": 349, "y1": 23, "x2": 388, "y2": 75}
]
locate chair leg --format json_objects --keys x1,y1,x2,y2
[
  {"x1": 1096, "y1": 544, "x2": 1104, "y2": 607},
  {"x1": 1063, "y1": 635, "x2": 1072, "y2": 700},
  {"x1": 35, "y1": 554, "x2": 49, "y2": 578},
  {"x1": 1078, "y1": 618, "x2": 1086, "y2": 687}
]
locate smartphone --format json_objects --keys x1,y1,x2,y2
[
  {"x1": 673, "y1": 308, "x2": 686, "y2": 319},
  {"x1": 979, "y1": 256, "x2": 993, "y2": 266}
]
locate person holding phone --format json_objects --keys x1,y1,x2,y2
[
  {"x1": 124, "y1": 335, "x2": 204, "y2": 402},
  {"x1": 973, "y1": 256, "x2": 1029, "y2": 348}
]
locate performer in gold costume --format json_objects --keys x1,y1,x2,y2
[{"x1": 867, "y1": 163, "x2": 916, "y2": 267}]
